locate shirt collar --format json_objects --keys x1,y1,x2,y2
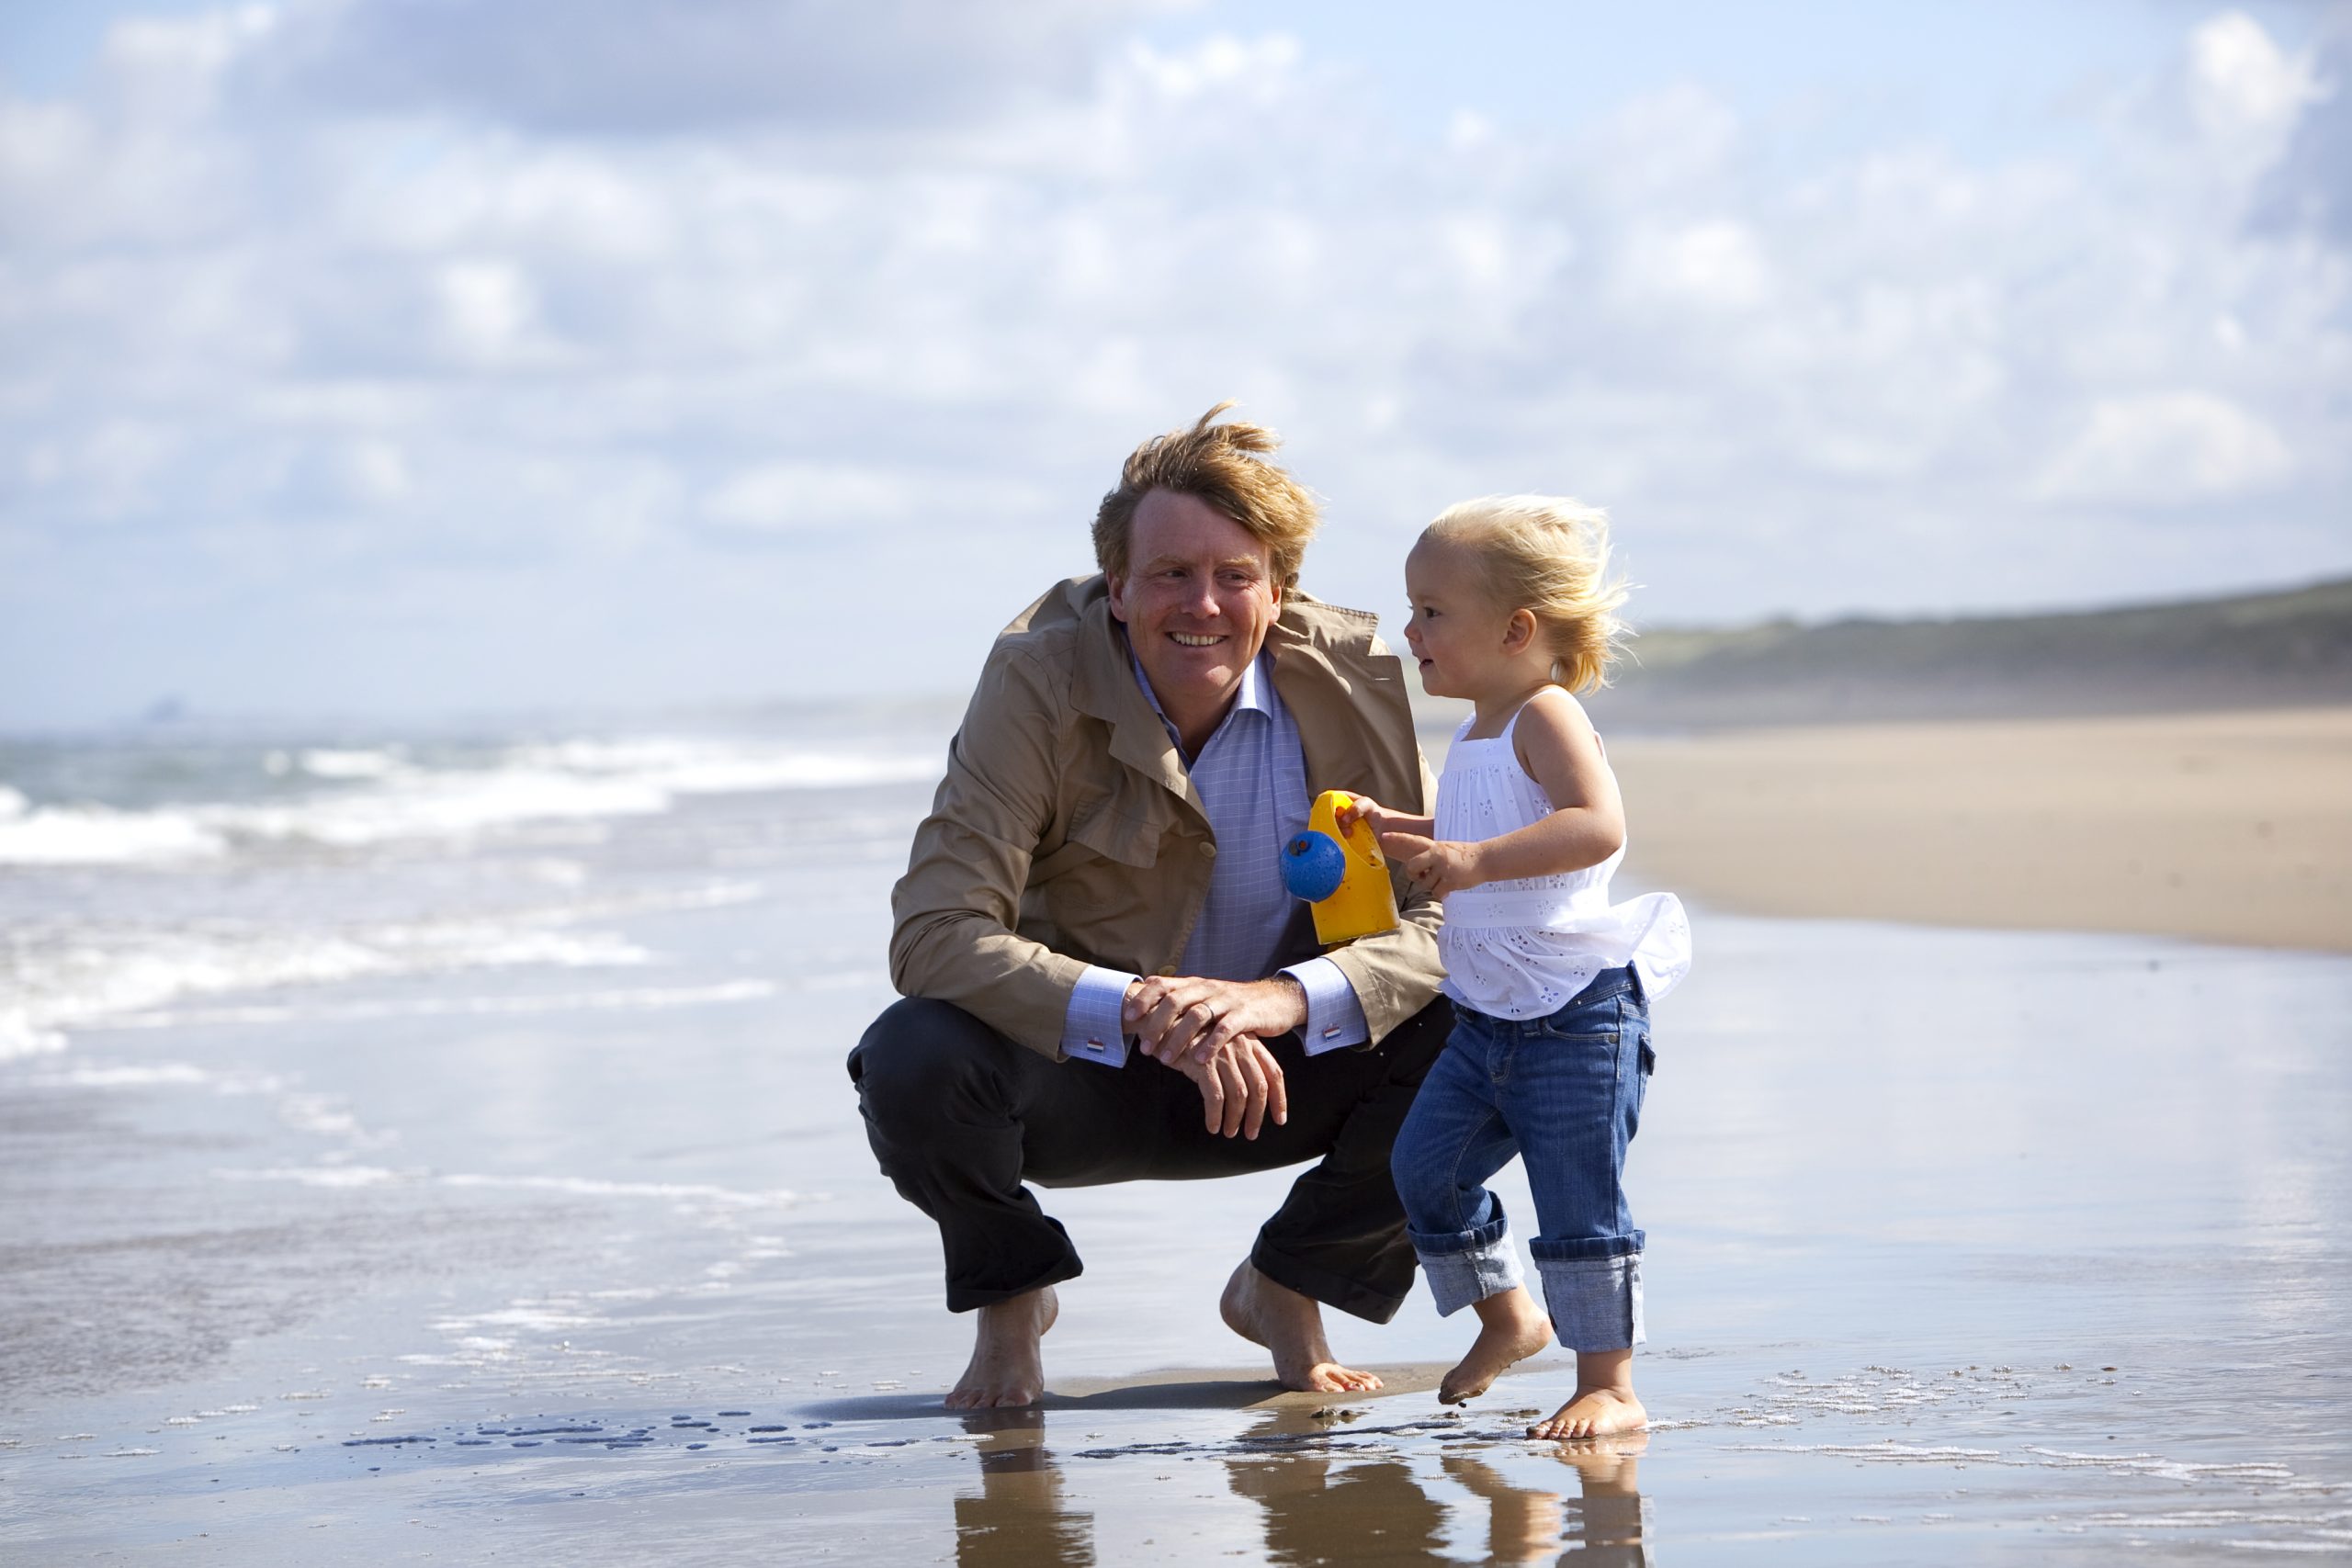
[{"x1": 1128, "y1": 647, "x2": 1274, "y2": 751}]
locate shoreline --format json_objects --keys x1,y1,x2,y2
[{"x1": 1588, "y1": 704, "x2": 2352, "y2": 953}]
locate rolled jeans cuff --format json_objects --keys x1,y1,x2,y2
[
  {"x1": 1533, "y1": 1249, "x2": 1645, "y2": 1352},
  {"x1": 1408, "y1": 1213, "x2": 1523, "y2": 1318}
]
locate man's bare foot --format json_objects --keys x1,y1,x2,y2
[
  {"x1": 1219, "y1": 1262, "x2": 1382, "y2": 1393},
  {"x1": 1440, "y1": 1286, "x2": 1552, "y2": 1404},
  {"x1": 1529, "y1": 1384, "x2": 1646, "y2": 1440},
  {"x1": 944, "y1": 1286, "x2": 1058, "y2": 1409}
]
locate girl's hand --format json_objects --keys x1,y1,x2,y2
[
  {"x1": 1376, "y1": 832, "x2": 1485, "y2": 897},
  {"x1": 1338, "y1": 795, "x2": 1433, "y2": 840}
]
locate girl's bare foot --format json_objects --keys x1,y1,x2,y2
[
  {"x1": 1530, "y1": 1347, "x2": 1645, "y2": 1439},
  {"x1": 945, "y1": 1285, "x2": 1058, "y2": 1409},
  {"x1": 1440, "y1": 1285, "x2": 1552, "y2": 1404},
  {"x1": 1530, "y1": 1385, "x2": 1646, "y2": 1439},
  {"x1": 1220, "y1": 1261, "x2": 1382, "y2": 1392}
]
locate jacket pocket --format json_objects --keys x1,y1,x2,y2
[
  {"x1": 1030, "y1": 801, "x2": 1162, "y2": 883},
  {"x1": 1027, "y1": 800, "x2": 1172, "y2": 940}
]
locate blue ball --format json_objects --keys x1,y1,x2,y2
[{"x1": 1280, "y1": 830, "x2": 1347, "y2": 902}]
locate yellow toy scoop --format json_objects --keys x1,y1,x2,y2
[{"x1": 1279, "y1": 789, "x2": 1401, "y2": 945}]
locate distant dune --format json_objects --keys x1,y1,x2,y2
[{"x1": 1566, "y1": 575, "x2": 2352, "y2": 731}]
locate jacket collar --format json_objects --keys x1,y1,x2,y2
[
  {"x1": 1266, "y1": 601, "x2": 1394, "y2": 800},
  {"x1": 1069, "y1": 585, "x2": 1198, "y2": 807}
]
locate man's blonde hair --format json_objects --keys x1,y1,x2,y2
[
  {"x1": 1425, "y1": 495, "x2": 1630, "y2": 694},
  {"x1": 1094, "y1": 403, "x2": 1319, "y2": 590}
]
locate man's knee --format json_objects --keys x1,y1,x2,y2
[{"x1": 849, "y1": 997, "x2": 1008, "y2": 1132}]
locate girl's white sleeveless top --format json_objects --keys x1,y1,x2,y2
[{"x1": 1434, "y1": 706, "x2": 1692, "y2": 1021}]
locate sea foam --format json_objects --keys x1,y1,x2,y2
[
  {"x1": 0, "y1": 735, "x2": 937, "y2": 868},
  {"x1": 0, "y1": 787, "x2": 229, "y2": 865}
]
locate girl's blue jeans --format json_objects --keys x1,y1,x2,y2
[{"x1": 1390, "y1": 965, "x2": 1654, "y2": 1353}]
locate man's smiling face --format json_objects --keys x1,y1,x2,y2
[{"x1": 1107, "y1": 488, "x2": 1283, "y2": 740}]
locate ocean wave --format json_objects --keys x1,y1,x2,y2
[
  {"x1": 0, "y1": 786, "x2": 230, "y2": 864},
  {"x1": 28, "y1": 1062, "x2": 226, "y2": 1089},
  {"x1": 217, "y1": 1165, "x2": 405, "y2": 1189},
  {"x1": 438, "y1": 1173, "x2": 799, "y2": 1208},
  {"x1": 283, "y1": 747, "x2": 406, "y2": 780},
  {"x1": 0, "y1": 734, "x2": 939, "y2": 867},
  {"x1": 0, "y1": 914, "x2": 654, "y2": 1061},
  {"x1": 98, "y1": 978, "x2": 778, "y2": 1032},
  {"x1": 215, "y1": 1167, "x2": 799, "y2": 1210}
]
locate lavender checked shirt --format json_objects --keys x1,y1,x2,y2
[{"x1": 1058, "y1": 652, "x2": 1371, "y2": 1066}]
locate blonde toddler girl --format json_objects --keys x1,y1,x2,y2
[{"x1": 1346, "y1": 495, "x2": 1690, "y2": 1440}]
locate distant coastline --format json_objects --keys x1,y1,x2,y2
[{"x1": 1555, "y1": 574, "x2": 2352, "y2": 733}]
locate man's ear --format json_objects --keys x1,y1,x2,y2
[{"x1": 1106, "y1": 570, "x2": 1130, "y2": 624}]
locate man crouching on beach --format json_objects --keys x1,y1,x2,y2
[{"x1": 849, "y1": 404, "x2": 1451, "y2": 1408}]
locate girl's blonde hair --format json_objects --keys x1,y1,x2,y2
[{"x1": 1425, "y1": 495, "x2": 1630, "y2": 694}]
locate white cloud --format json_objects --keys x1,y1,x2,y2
[
  {"x1": 2255, "y1": 18, "x2": 2351, "y2": 239},
  {"x1": 702, "y1": 462, "x2": 913, "y2": 533},
  {"x1": 1593, "y1": 82, "x2": 1742, "y2": 195},
  {"x1": 2188, "y1": 11, "x2": 2321, "y2": 148},
  {"x1": 1447, "y1": 108, "x2": 1497, "y2": 153},
  {"x1": 1125, "y1": 32, "x2": 1303, "y2": 104},
  {"x1": 434, "y1": 260, "x2": 539, "y2": 360},
  {"x1": 344, "y1": 438, "x2": 410, "y2": 502},
  {"x1": 1618, "y1": 218, "x2": 1771, "y2": 310},
  {"x1": 100, "y1": 4, "x2": 277, "y2": 120},
  {"x1": 2035, "y1": 391, "x2": 2294, "y2": 505}
]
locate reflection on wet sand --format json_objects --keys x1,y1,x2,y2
[
  {"x1": 953, "y1": 1408, "x2": 1095, "y2": 1568},
  {"x1": 1442, "y1": 1442, "x2": 1649, "y2": 1566},
  {"x1": 1226, "y1": 1448, "x2": 1449, "y2": 1562},
  {"x1": 947, "y1": 1404, "x2": 1648, "y2": 1566}
]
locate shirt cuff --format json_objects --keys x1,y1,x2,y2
[
  {"x1": 1061, "y1": 965, "x2": 1139, "y2": 1066},
  {"x1": 1283, "y1": 957, "x2": 1368, "y2": 1055}
]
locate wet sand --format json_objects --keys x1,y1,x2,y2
[
  {"x1": 1601, "y1": 705, "x2": 2352, "y2": 953},
  {"x1": 4, "y1": 765, "x2": 2349, "y2": 1562}
]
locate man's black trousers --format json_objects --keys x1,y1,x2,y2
[{"x1": 848, "y1": 995, "x2": 1452, "y2": 1322}]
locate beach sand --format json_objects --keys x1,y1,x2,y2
[
  {"x1": 4, "y1": 709, "x2": 2348, "y2": 1562},
  {"x1": 1606, "y1": 705, "x2": 2352, "y2": 953}
]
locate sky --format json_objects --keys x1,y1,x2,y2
[{"x1": 2, "y1": 0, "x2": 2346, "y2": 726}]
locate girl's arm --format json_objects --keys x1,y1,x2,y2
[{"x1": 1376, "y1": 689, "x2": 1624, "y2": 896}]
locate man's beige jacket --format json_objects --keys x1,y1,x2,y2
[{"x1": 889, "y1": 574, "x2": 1446, "y2": 1060}]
